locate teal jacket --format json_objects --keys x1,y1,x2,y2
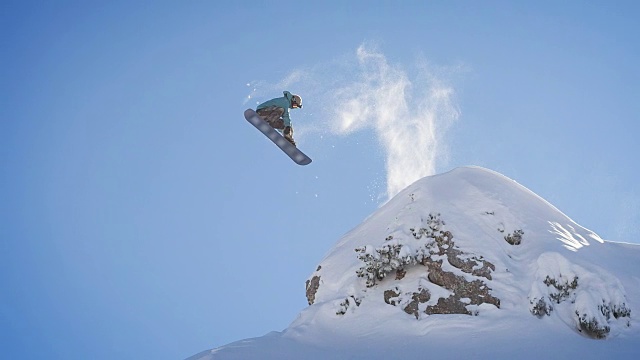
[{"x1": 256, "y1": 91, "x2": 296, "y2": 127}]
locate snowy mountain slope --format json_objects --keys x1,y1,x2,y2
[{"x1": 191, "y1": 166, "x2": 640, "y2": 359}]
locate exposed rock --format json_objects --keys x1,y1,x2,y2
[
  {"x1": 404, "y1": 289, "x2": 431, "y2": 319},
  {"x1": 444, "y1": 246, "x2": 495, "y2": 280},
  {"x1": 357, "y1": 215, "x2": 502, "y2": 317},
  {"x1": 419, "y1": 230, "x2": 500, "y2": 314},
  {"x1": 426, "y1": 296, "x2": 472, "y2": 315},
  {"x1": 423, "y1": 257, "x2": 500, "y2": 314},
  {"x1": 383, "y1": 288, "x2": 431, "y2": 319},
  {"x1": 374, "y1": 221, "x2": 501, "y2": 317},
  {"x1": 306, "y1": 276, "x2": 321, "y2": 305},
  {"x1": 384, "y1": 289, "x2": 400, "y2": 305}
]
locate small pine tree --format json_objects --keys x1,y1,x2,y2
[
  {"x1": 505, "y1": 229, "x2": 524, "y2": 245},
  {"x1": 355, "y1": 243, "x2": 414, "y2": 287}
]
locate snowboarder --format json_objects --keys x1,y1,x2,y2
[{"x1": 255, "y1": 91, "x2": 302, "y2": 147}]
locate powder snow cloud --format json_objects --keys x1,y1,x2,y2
[
  {"x1": 328, "y1": 45, "x2": 461, "y2": 199},
  {"x1": 246, "y1": 43, "x2": 461, "y2": 200}
]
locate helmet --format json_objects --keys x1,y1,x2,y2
[{"x1": 291, "y1": 94, "x2": 303, "y2": 109}]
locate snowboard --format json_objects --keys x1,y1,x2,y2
[{"x1": 244, "y1": 109, "x2": 312, "y2": 166}]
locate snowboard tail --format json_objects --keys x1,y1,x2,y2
[{"x1": 244, "y1": 109, "x2": 312, "y2": 166}]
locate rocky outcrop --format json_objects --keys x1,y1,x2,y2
[
  {"x1": 308, "y1": 213, "x2": 502, "y2": 319},
  {"x1": 382, "y1": 225, "x2": 500, "y2": 317},
  {"x1": 305, "y1": 275, "x2": 321, "y2": 305},
  {"x1": 422, "y1": 257, "x2": 500, "y2": 314}
]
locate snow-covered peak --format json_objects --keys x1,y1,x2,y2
[{"x1": 193, "y1": 167, "x2": 640, "y2": 359}]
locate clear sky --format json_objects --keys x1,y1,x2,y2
[{"x1": 1, "y1": 1, "x2": 639, "y2": 359}]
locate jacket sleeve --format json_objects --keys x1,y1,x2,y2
[
  {"x1": 282, "y1": 91, "x2": 293, "y2": 127},
  {"x1": 282, "y1": 108, "x2": 291, "y2": 127}
]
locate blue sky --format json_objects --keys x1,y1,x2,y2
[{"x1": 1, "y1": 1, "x2": 639, "y2": 359}]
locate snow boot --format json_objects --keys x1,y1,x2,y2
[{"x1": 284, "y1": 126, "x2": 296, "y2": 147}]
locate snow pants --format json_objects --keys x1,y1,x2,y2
[{"x1": 256, "y1": 106, "x2": 285, "y2": 130}]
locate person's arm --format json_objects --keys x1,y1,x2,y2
[{"x1": 282, "y1": 108, "x2": 291, "y2": 128}]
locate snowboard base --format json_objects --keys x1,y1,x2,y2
[{"x1": 244, "y1": 109, "x2": 312, "y2": 166}]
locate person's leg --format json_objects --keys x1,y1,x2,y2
[
  {"x1": 283, "y1": 126, "x2": 295, "y2": 146},
  {"x1": 256, "y1": 106, "x2": 285, "y2": 129}
]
